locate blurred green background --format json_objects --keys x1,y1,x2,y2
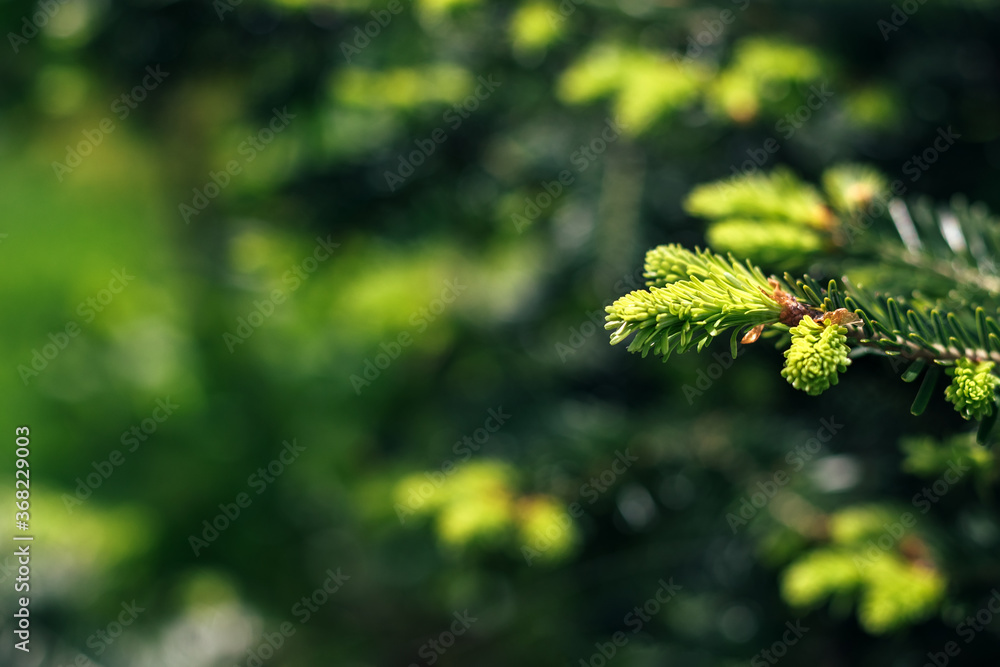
[{"x1": 3, "y1": 0, "x2": 1000, "y2": 665}]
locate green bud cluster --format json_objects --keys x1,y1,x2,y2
[
  {"x1": 781, "y1": 316, "x2": 852, "y2": 395},
  {"x1": 944, "y1": 359, "x2": 999, "y2": 420}
]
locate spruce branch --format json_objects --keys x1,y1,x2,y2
[
  {"x1": 682, "y1": 165, "x2": 1000, "y2": 309},
  {"x1": 843, "y1": 195, "x2": 1000, "y2": 303},
  {"x1": 880, "y1": 241, "x2": 1000, "y2": 297},
  {"x1": 609, "y1": 167, "x2": 1000, "y2": 429},
  {"x1": 682, "y1": 168, "x2": 834, "y2": 267},
  {"x1": 607, "y1": 245, "x2": 783, "y2": 360},
  {"x1": 607, "y1": 244, "x2": 1000, "y2": 431}
]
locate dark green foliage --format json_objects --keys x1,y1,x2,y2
[{"x1": 9, "y1": 0, "x2": 1000, "y2": 664}]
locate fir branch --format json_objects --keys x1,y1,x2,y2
[
  {"x1": 845, "y1": 327, "x2": 1000, "y2": 364},
  {"x1": 607, "y1": 243, "x2": 1000, "y2": 418},
  {"x1": 607, "y1": 245, "x2": 782, "y2": 360},
  {"x1": 684, "y1": 167, "x2": 830, "y2": 228},
  {"x1": 881, "y1": 246, "x2": 1000, "y2": 295}
]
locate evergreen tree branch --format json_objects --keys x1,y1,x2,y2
[{"x1": 607, "y1": 243, "x2": 1000, "y2": 429}]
